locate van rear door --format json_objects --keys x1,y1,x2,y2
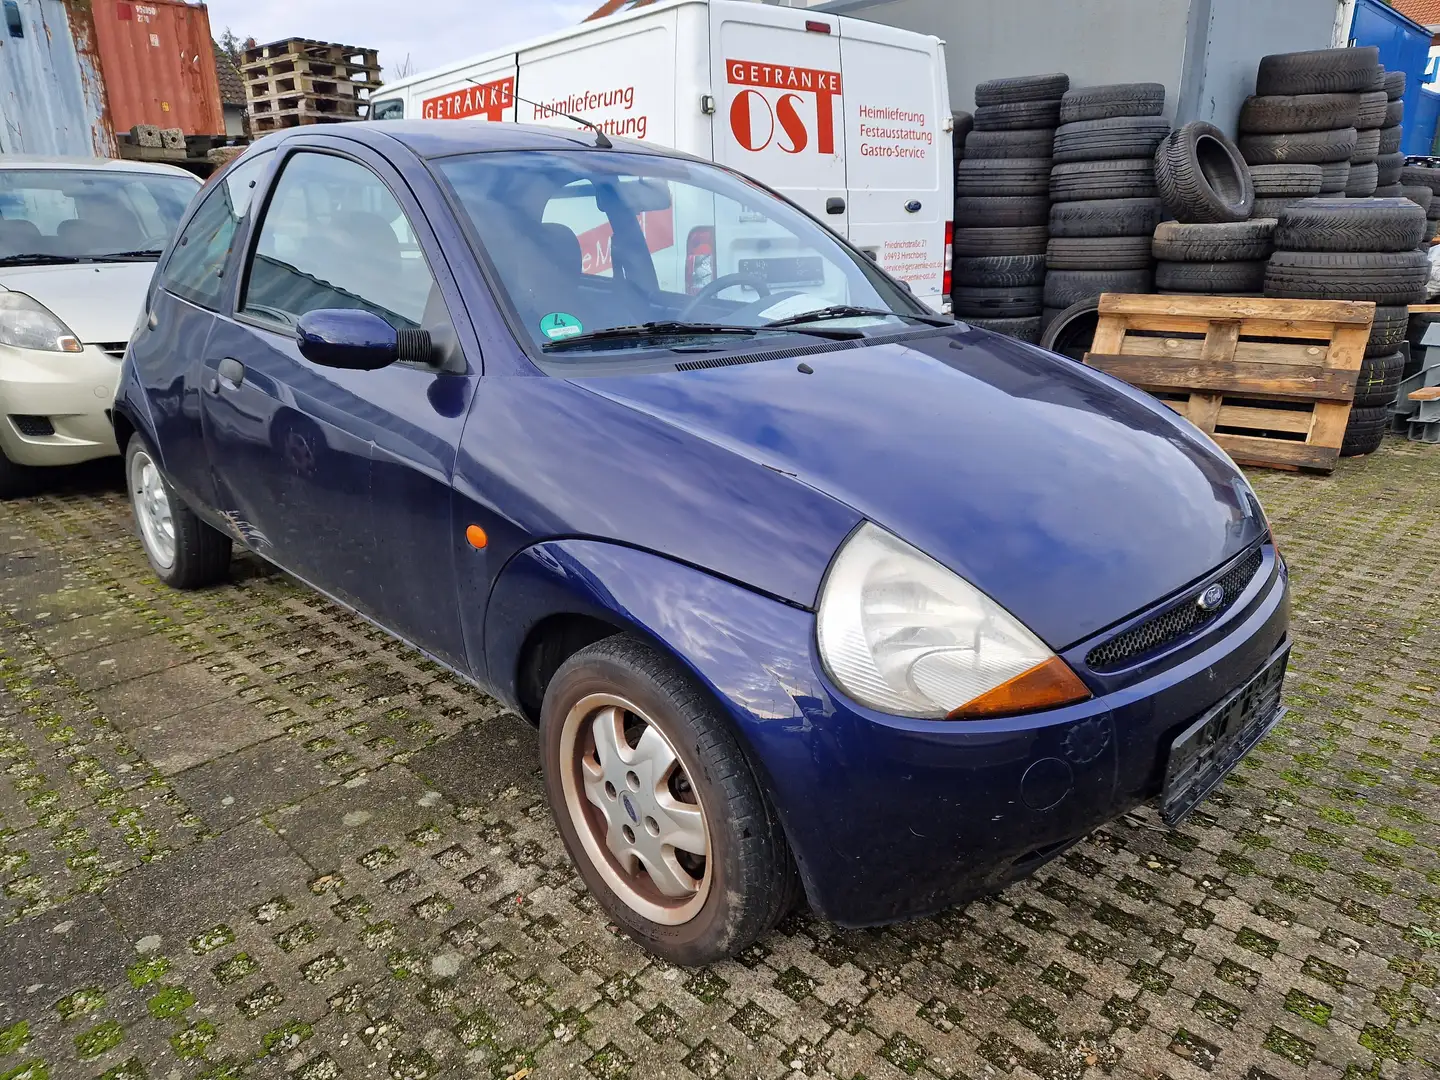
[
  {"x1": 709, "y1": 4, "x2": 847, "y2": 231},
  {"x1": 836, "y1": 18, "x2": 950, "y2": 310}
]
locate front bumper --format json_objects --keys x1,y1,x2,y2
[
  {"x1": 0, "y1": 344, "x2": 122, "y2": 467},
  {"x1": 726, "y1": 544, "x2": 1290, "y2": 927}
]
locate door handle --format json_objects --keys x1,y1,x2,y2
[
  {"x1": 216, "y1": 358, "x2": 245, "y2": 391},
  {"x1": 826, "y1": 197, "x2": 846, "y2": 215}
]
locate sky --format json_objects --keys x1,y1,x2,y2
[{"x1": 204, "y1": 0, "x2": 599, "y2": 80}]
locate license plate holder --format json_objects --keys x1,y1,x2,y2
[{"x1": 1160, "y1": 643, "x2": 1289, "y2": 825}]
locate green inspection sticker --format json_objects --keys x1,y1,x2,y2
[{"x1": 540, "y1": 312, "x2": 583, "y2": 340}]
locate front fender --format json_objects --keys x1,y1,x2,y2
[{"x1": 482, "y1": 539, "x2": 827, "y2": 891}]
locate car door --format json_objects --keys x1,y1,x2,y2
[
  {"x1": 137, "y1": 150, "x2": 273, "y2": 509},
  {"x1": 201, "y1": 143, "x2": 476, "y2": 669}
]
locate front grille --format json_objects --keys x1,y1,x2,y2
[
  {"x1": 97, "y1": 342, "x2": 128, "y2": 359},
  {"x1": 1085, "y1": 547, "x2": 1266, "y2": 671},
  {"x1": 9, "y1": 414, "x2": 54, "y2": 438}
]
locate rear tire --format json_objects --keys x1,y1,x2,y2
[
  {"x1": 125, "y1": 435, "x2": 232, "y2": 589},
  {"x1": 974, "y1": 100, "x2": 1062, "y2": 131},
  {"x1": 1039, "y1": 297, "x2": 1102, "y2": 361},
  {"x1": 539, "y1": 634, "x2": 795, "y2": 966},
  {"x1": 1048, "y1": 197, "x2": 1164, "y2": 238},
  {"x1": 1046, "y1": 236, "x2": 1153, "y2": 270},
  {"x1": 952, "y1": 254, "x2": 1047, "y2": 288},
  {"x1": 1152, "y1": 220, "x2": 1275, "y2": 262},
  {"x1": 1248, "y1": 163, "x2": 1323, "y2": 197},
  {"x1": 955, "y1": 158, "x2": 1053, "y2": 197},
  {"x1": 1340, "y1": 405, "x2": 1388, "y2": 457},
  {"x1": 1051, "y1": 116, "x2": 1170, "y2": 163},
  {"x1": 1058, "y1": 83, "x2": 1166, "y2": 124},
  {"x1": 1238, "y1": 127, "x2": 1358, "y2": 165},
  {"x1": 1263, "y1": 250, "x2": 1430, "y2": 304},
  {"x1": 974, "y1": 73, "x2": 1069, "y2": 106},
  {"x1": 1255, "y1": 46, "x2": 1379, "y2": 97},
  {"x1": 1050, "y1": 159, "x2": 1157, "y2": 202},
  {"x1": 1154, "y1": 259, "x2": 1267, "y2": 294},
  {"x1": 1043, "y1": 267, "x2": 1152, "y2": 310},
  {"x1": 1272, "y1": 197, "x2": 1427, "y2": 253},
  {"x1": 1238, "y1": 93, "x2": 1360, "y2": 134}
]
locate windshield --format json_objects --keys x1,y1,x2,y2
[
  {"x1": 435, "y1": 149, "x2": 929, "y2": 356},
  {"x1": 0, "y1": 168, "x2": 199, "y2": 264}
]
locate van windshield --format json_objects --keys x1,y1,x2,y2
[
  {"x1": 434, "y1": 149, "x2": 932, "y2": 356},
  {"x1": 0, "y1": 168, "x2": 198, "y2": 264}
]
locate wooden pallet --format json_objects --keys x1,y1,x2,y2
[{"x1": 1083, "y1": 293, "x2": 1375, "y2": 473}]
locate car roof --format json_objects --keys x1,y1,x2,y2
[
  {"x1": 0, "y1": 154, "x2": 200, "y2": 179},
  {"x1": 253, "y1": 120, "x2": 689, "y2": 162}
]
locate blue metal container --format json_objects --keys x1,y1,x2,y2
[
  {"x1": 1350, "y1": 0, "x2": 1435, "y2": 156},
  {"x1": 0, "y1": 0, "x2": 115, "y2": 157}
]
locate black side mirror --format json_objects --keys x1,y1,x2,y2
[{"x1": 296, "y1": 309, "x2": 431, "y2": 370}]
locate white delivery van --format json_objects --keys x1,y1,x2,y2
[{"x1": 371, "y1": 0, "x2": 953, "y2": 312}]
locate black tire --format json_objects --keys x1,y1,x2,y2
[
  {"x1": 954, "y1": 195, "x2": 1050, "y2": 227},
  {"x1": 1048, "y1": 197, "x2": 1165, "y2": 238},
  {"x1": 1370, "y1": 305, "x2": 1410, "y2": 353},
  {"x1": 1378, "y1": 126, "x2": 1402, "y2": 155},
  {"x1": 1155, "y1": 122, "x2": 1254, "y2": 223},
  {"x1": 1350, "y1": 127, "x2": 1381, "y2": 164},
  {"x1": 1239, "y1": 93, "x2": 1360, "y2": 134},
  {"x1": 1356, "y1": 349, "x2": 1404, "y2": 407},
  {"x1": 1239, "y1": 127, "x2": 1358, "y2": 165},
  {"x1": 952, "y1": 253, "x2": 1047, "y2": 288},
  {"x1": 952, "y1": 225, "x2": 1049, "y2": 256},
  {"x1": 0, "y1": 449, "x2": 39, "y2": 500},
  {"x1": 1372, "y1": 183, "x2": 1405, "y2": 198},
  {"x1": 1401, "y1": 164, "x2": 1440, "y2": 194},
  {"x1": 1038, "y1": 297, "x2": 1101, "y2": 360},
  {"x1": 1345, "y1": 161, "x2": 1379, "y2": 197},
  {"x1": 1058, "y1": 83, "x2": 1166, "y2": 124},
  {"x1": 952, "y1": 285, "x2": 1043, "y2": 318},
  {"x1": 1255, "y1": 46, "x2": 1380, "y2": 96},
  {"x1": 960, "y1": 315, "x2": 1042, "y2": 342},
  {"x1": 1046, "y1": 236, "x2": 1153, "y2": 270},
  {"x1": 1264, "y1": 249, "x2": 1430, "y2": 304},
  {"x1": 1355, "y1": 90, "x2": 1389, "y2": 130},
  {"x1": 124, "y1": 435, "x2": 231, "y2": 588},
  {"x1": 1383, "y1": 98, "x2": 1405, "y2": 130},
  {"x1": 1368, "y1": 65, "x2": 1386, "y2": 93},
  {"x1": 1274, "y1": 197, "x2": 1426, "y2": 252},
  {"x1": 955, "y1": 157, "x2": 1054, "y2": 196},
  {"x1": 1152, "y1": 219, "x2": 1276, "y2": 262},
  {"x1": 952, "y1": 111, "x2": 974, "y2": 165},
  {"x1": 1386, "y1": 71, "x2": 1406, "y2": 101},
  {"x1": 962, "y1": 128, "x2": 1055, "y2": 160},
  {"x1": 1402, "y1": 185, "x2": 1435, "y2": 214},
  {"x1": 1252, "y1": 196, "x2": 1306, "y2": 218},
  {"x1": 1154, "y1": 259, "x2": 1268, "y2": 294},
  {"x1": 1052, "y1": 116, "x2": 1171, "y2": 163},
  {"x1": 1050, "y1": 159, "x2": 1157, "y2": 202},
  {"x1": 1339, "y1": 405, "x2": 1388, "y2": 457},
  {"x1": 1319, "y1": 160, "x2": 1351, "y2": 193},
  {"x1": 1376, "y1": 152, "x2": 1405, "y2": 186},
  {"x1": 974, "y1": 100, "x2": 1062, "y2": 131},
  {"x1": 975, "y1": 73, "x2": 1069, "y2": 107},
  {"x1": 539, "y1": 634, "x2": 795, "y2": 966},
  {"x1": 1043, "y1": 267, "x2": 1152, "y2": 309},
  {"x1": 1248, "y1": 163, "x2": 1324, "y2": 197}
]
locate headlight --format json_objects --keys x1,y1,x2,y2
[
  {"x1": 816, "y1": 522, "x2": 1091, "y2": 719},
  {"x1": 0, "y1": 293, "x2": 83, "y2": 353}
]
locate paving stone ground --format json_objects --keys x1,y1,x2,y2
[{"x1": 0, "y1": 441, "x2": 1437, "y2": 1080}]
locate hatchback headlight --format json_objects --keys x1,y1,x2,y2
[
  {"x1": 0, "y1": 293, "x2": 83, "y2": 353},
  {"x1": 816, "y1": 523, "x2": 1091, "y2": 719}
]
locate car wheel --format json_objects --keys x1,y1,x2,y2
[
  {"x1": 540, "y1": 633, "x2": 795, "y2": 965},
  {"x1": 126, "y1": 435, "x2": 232, "y2": 589}
]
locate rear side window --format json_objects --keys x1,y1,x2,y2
[{"x1": 159, "y1": 150, "x2": 273, "y2": 311}]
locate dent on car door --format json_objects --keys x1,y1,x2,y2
[{"x1": 205, "y1": 147, "x2": 475, "y2": 668}]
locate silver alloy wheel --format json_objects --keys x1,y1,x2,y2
[
  {"x1": 129, "y1": 447, "x2": 176, "y2": 570},
  {"x1": 558, "y1": 693, "x2": 712, "y2": 925}
]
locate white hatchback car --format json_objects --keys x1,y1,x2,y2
[{"x1": 0, "y1": 156, "x2": 200, "y2": 497}]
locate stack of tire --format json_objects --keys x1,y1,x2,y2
[
  {"x1": 951, "y1": 73, "x2": 1069, "y2": 343},
  {"x1": 1373, "y1": 70, "x2": 1406, "y2": 198},
  {"x1": 1400, "y1": 163, "x2": 1440, "y2": 245},
  {"x1": 1151, "y1": 122, "x2": 1262, "y2": 295},
  {"x1": 1345, "y1": 67, "x2": 1390, "y2": 198},
  {"x1": 1264, "y1": 197, "x2": 1429, "y2": 456},
  {"x1": 1042, "y1": 83, "x2": 1169, "y2": 332},
  {"x1": 1237, "y1": 46, "x2": 1382, "y2": 204}
]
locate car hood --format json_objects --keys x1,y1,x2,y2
[
  {"x1": 0, "y1": 262, "x2": 153, "y2": 344},
  {"x1": 574, "y1": 328, "x2": 1266, "y2": 650}
]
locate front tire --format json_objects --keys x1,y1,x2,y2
[
  {"x1": 125, "y1": 435, "x2": 232, "y2": 589},
  {"x1": 540, "y1": 634, "x2": 795, "y2": 965}
]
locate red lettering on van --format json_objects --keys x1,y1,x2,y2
[
  {"x1": 422, "y1": 76, "x2": 514, "y2": 121},
  {"x1": 725, "y1": 60, "x2": 840, "y2": 155}
]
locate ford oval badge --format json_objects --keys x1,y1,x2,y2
[
  {"x1": 1197, "y1": 583, "x2": 1225, "y2": 611},
  {"x1": 622, "y1": 793, "x2": 639, "y2": 823}
]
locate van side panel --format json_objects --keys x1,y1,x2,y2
[
  {"x1": 517, "y1": 9, "x2": 680, "y2": 145},
  {"x1": 405, "y1": 56, "x2": 517, "y2": 123},
  {"x1": 837, "y1": 19, "x2": 951, "y2": 308}
]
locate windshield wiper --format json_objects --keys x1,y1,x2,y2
[
  {"x1": 542, "y1": 319, "x2": 862, "y2": 351},
  {"x1": 0, "y1": 253, "x2": 86, "y2": 266},
  {"x1": 764, "y1": 304, "x2": 954, "y2": 328},
  {"x1": 91, "y1": 248, "x2": 165, "y2": 261}
]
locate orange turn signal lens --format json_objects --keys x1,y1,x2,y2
[
  {"x1": 946, "y1": 656, "x2": 1091, "y2": 720},
  {"x1": 465, "y1": 524, "x2": 488, "y2": 549}
]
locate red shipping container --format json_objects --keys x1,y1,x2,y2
[{"x1": 91, "y1": 0, "x2": 225, "y2": 137}]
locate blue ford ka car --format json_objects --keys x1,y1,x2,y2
[{"x1": 115, "y1": 122, "x2": 1289, "y2": 965}]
